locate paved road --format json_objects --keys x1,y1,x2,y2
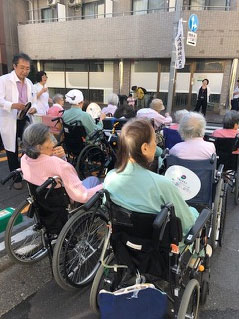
[{"x1": 1, "y1": 141, "x2": 239, "y2": 319}]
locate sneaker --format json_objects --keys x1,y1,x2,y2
[{"x1": 13, "y1": 182, "x2": 23, "y2": 190}]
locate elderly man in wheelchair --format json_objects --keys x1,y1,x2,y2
[{"x1": 89, "y1": 118, "x2": 212, "y2": 319}]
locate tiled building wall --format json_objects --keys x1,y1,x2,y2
[{"x1": 18, "y1": 11, "x2": 239, "y2": 60}]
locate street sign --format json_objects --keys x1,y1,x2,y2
[
  {"x1": 187, "y1": 31, "x2": 197, "y2": 46},
  {"x1": 188, "y1": 14, "x2": 199, "y2": 33}
]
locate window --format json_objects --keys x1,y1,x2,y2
[
  {"x1": 148, "y1": 0, "x2": 165, "y2": 11},
  {"x1": 41, "y1": 8, "x2": 54, "y2": 23},
  {"x1": 132, "y1": 0, "x2": 148, "y2": 15},
  {"x1": 189, "y1": 0, "x2": 206, "y2": 10},
  {"x1": 82, "y1": 1, "x2": 104, "y2": 19},
  {"x1": 44, "y1": 61, "x2": 65, "y2": 72},
  {"x1": 66, "y1": 61, "x2": 88, "y2": 72},
  {"x1": 89, "y1": 89, "x2": 104, "y2": 103},
  {"x1": 160, "y1": 60, "x2": 170, "y2": 72},
  {"x1": 208, "y1": 0, "x2": 228, "y2": 10},
  {"x1": 82, "y1": 2, "x2": 97, "y2": 19},
  {"x1": 89, "y1": 61, "x2": 104, "y2": 72},
  {"x1": 195, "y1": 60, "x2": 224, "y2": 73},
  {"x1": 134, "y1": 61, "x2": 158, "y2": 72}
]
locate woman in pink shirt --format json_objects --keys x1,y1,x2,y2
[
  {"x1": 170, "y1": 112, "x2": 215, "y2": 160},
  {"x1": 212, "y1": 110, "x2": 239, "y2": 138},
  {"x1": 47, "y1": 93, "x2": 64, "y2": 117},
  {"x1": 21, "y1": 123, "x2": 102, "y2": 203}
]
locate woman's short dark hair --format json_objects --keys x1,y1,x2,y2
[
  {"x1": 223, "y1": 110, "x2": 239, "y2": 129},
  {"x1": 36, "y1": 71, "x2": 47, "y2": 83},
  {"x1": 116, "y1": 118, "x2": 154, "y2": 173},
  {"x1": 202, "y1": 79, "x2": 209, "y2": 85},
  {"x1": 22, "y1": 123, "x2": 50, "y2": 159}
]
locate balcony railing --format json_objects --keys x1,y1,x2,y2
[{"x1": 20, "y1": 5, "x2": 232, "y2": 25}]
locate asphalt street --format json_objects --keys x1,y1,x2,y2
[{"x1": 0, "y1": 151, "x2": 239, "y2": 319}]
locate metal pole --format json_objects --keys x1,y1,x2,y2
[{"x1": 166, "y1": 0, "x2": 183, "y2": 114}]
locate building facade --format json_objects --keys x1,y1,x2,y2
[{"x1": 1, "y1": 0, "x2": 239, "y2": 112}]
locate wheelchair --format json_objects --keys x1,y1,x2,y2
[
  {"x1": 1, "y1": 171, "x2": 107, "y2": 291},
  {"x1": 52, "y1": 117, "x2": 87, "y2": 166},
  {"x1": 163, "y1": 127, "x2": 183, "y2": 150},
  {"x1": 213, "y1": 136, "x2": 239, "y2": 205},
  {"x1": 89, "y1": 190, "x2": 211, "y2": 319},
  {"x1": 1, "y1": 169, "x2": 71, "y2": 265},
  {"x1": 166, "y1": 155, "x2": 228, "y2": 250},
  {"x1": 76, "y1": 122, "x2": 119, "y2": 180}
]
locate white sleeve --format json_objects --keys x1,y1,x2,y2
[{"x1": 0, "y1": 76, "x2": 12, "y2": 112}]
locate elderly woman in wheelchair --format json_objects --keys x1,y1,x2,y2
[{"x1": 89, "y1": 118, "x2": 211, "y2": 318}]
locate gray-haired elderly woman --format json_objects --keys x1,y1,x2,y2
[
  {"x1": 101, "y1": 93, "x2": 119, "y2": 116},
  {"x1": 47, "y1": 93, "x2": 64, "y2": 116},
  {"x1": 21, "y1": 123, "x2": 102, "y2": 203},
  {"x1": 170, "y1": 109, "x2": 189, "y2": 130},
  {"x1": 212, "y1": 110, "x2": 239, "y2": 138},
  {"x1": 169, "y1": 112, "x2": 215, "y2": 160}
]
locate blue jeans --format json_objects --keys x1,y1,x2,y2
[{"x1": 82, "y1": 176, "x2": 101, "y2": 189}]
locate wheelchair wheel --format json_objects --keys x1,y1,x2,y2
[
  {"x1": 211, "y1": 178, "x2": 224, "y2": 250},
  {"x1": 5, "y1": 200, "x2": 47, "y2": 264},
  {"x1": 177, "y1": 279, "x2": 200, "y2": 319},
  {"x1": 218, "y1": 183, "x2": 228, "y2": 247},
  {"x1": 52, "y1": 208, "x2": 108, "y2": 291},
  {"x1": 90, "y1": 253, "x2": 115, "y2": 314},
  {"x1": 234, "y1": 171, "x2": 239, "y2": 205},
  {"x1": 76, "y1": 145, "x2": 105, "y2": 180}
]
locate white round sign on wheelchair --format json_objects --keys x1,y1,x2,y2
[{"x1": 165, "y1": 165, "x2": 201, "y2": 200}]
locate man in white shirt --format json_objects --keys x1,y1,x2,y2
[{"x1": 0, "y1": 53, "x2": 36, "y2": 189}]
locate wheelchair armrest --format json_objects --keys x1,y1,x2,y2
[
  {"x1": 153, "y1": 203, "x2": 174, "y2": 231},
  {"x1": 184, "y1": 208, "x2": 212, "y2": 245},
  {"x1": 82, "y1": 190, "x2": 105, "y2": 211}
]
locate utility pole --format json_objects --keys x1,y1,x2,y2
[{"x1": 167, "y1": 0, "x2": 184, "y2": 114}]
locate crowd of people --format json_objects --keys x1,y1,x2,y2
[{"x1": 0, "y1": 52, "x2": 239, "y2": 243}]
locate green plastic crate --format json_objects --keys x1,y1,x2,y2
[{"x1": 0, "y1": 207, "x2": 22, "y2": 233}]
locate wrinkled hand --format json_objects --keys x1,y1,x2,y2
[
  {"x1": 100, "y1": 113, "x2": 106, "y2": 121},
  {"x1": 11, "y1": 103, "x2": 25, "y2": 110},
  {"x1": 53, "y1": 146, "x2": 65, "y2": 158},
  {"x1": 28, "y1": 107, "x2": 37, "y2": 115}
]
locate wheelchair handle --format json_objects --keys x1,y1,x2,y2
[
  {"x1": 36, "y1": 177, "x2": 58, "y2": 195},
  {"x1": 83, "y1": 189, "x2": 105, "y2": 211},
  {"x1": 51, "y1": 116, "x2": 62, "y2": 123},
  {"x1": 1, "y1": 169, "x2": 22, "y2": 185}
]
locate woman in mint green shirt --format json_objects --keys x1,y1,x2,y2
[{"x1": 104, "y1": 118, "x2": 199, "y2": 238}]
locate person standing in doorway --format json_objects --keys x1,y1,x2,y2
[
  {"x1": 0, "y1": 53, "x2": 36, "y2": 189},
  {"x1": 231, "y1": 79, "x2": 239, "y2": 111},
  {"x1": 194, "y1": 79, "x2": 210, "y2": 117}
]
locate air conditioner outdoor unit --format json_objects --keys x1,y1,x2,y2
[
  {"x1": 68, "y1": 0, "x2": 82, "y2": 7},
  {"x1": 47, "y1": 0, "x2": 60, "y2": 6}
]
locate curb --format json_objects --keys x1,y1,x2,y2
[{"x1": 0, "y1": 254, "x2": 14, "y2": 273}]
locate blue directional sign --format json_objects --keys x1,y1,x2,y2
[{"x1": 188, "y1": 14, "x2": 199, "y2": 33}]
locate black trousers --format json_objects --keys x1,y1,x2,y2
[
  {"x1": 194, "y1": 99, "x2": 207, "y2": 117},
  {"x1": 5, "y1": 118, "x2": 27, "y2": 182},
  {"x1": 231, "y1": 98, "x2": 239, "y2": 111}
]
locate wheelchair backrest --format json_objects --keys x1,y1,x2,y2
[
  {"x1": 108, "y1": 200, "x2": 182, "y2": 277},
  {"x1": 103, "y1": 118, "x2": 128, "y2": 130},
  {"x1": 214, "y1": 137, "x2": 239, "y2": 171},
  {"x1": 28, "y1": 183, "x2": 70, "y2": 234},
  {"x1": 62, "y1": 121, "x2": 86, "y2": 155},
  {"x1": 166, "y1": 155, "x2": 216, "y2": 207},
  {"x1": 163, "y1": 127, "x2": 183, "y2": 149}
]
